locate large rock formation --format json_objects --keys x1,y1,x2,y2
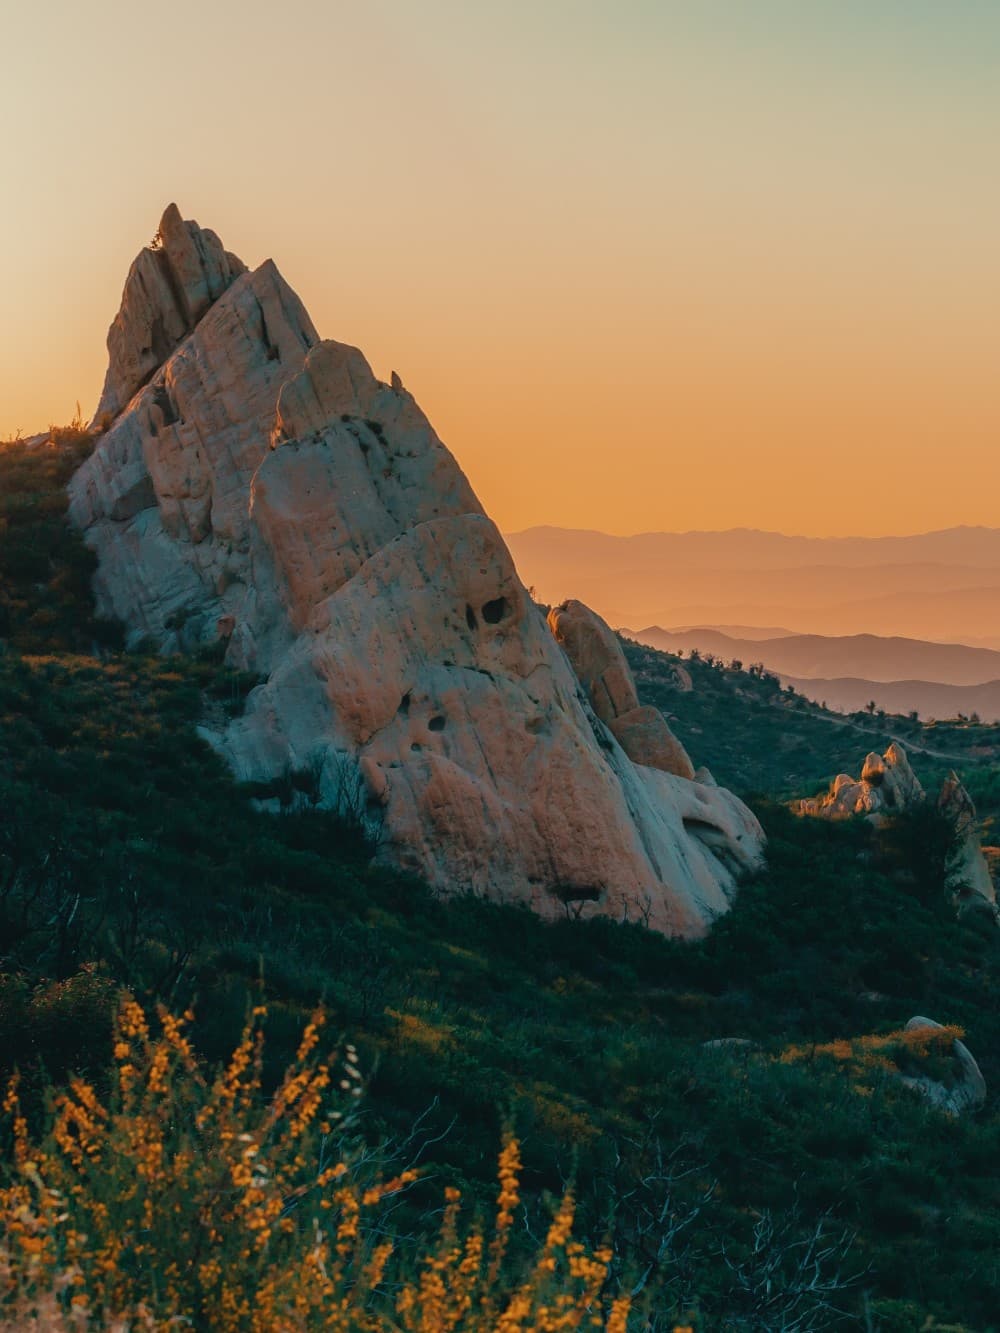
[
  {"x1": 69, "y1": 205, "x2": 765, "y2": 937},
  {"x1": 798, "y1": 742, "x2": 995, "y2": 906}
]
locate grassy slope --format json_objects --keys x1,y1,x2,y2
[{"x1": 3, "y1": 433, "x2": 1000, "y2": 1328}]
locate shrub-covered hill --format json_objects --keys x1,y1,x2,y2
[
  {"x1": 622, "y1": 637, "x2": 1000, "y2": 824},
  {"x1": 4, "y1": 432, "x2": 1000, "y2": 1329}
]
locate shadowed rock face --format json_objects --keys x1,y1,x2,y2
[{"x1": 69, "y1": 205, "x2": 765, "y2": 937}]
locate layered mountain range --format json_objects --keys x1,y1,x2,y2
[
  {"x1": 67, "y1": 205, "x2": 764, "y2": 938},
  {"x1": 629, "y1": 627, "x2": 1000, "y2": 722},
  {"x1": 508, "y1": 526, "x2": 1000, "y2": 648}
]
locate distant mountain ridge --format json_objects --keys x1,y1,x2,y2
[
  {"x1": 510, "y1": 524, "x2": 1000, "y2": 568},
  {"x1": 507, "y1": 525, "x2": 1000, "y2": 647},
  {"x1": 781, "y1": 676, "x2": 1000, "y2": 723},
  {"x1": 629, "y1": 628, "x2": 1000, "y2": 688}
]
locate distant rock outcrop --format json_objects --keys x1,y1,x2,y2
[
  {"x1": 937, "y1": 773, "x2": 996, "y2": 905},
  {"x1": 798, "y1": 742, "x2": 994, "y2": 906},
  {"x1": 799, "y1": 742, "x2": 922, "y2": 818},
  {"x1": 69, "y1": 205, "x2": 765, "y2": 937}
]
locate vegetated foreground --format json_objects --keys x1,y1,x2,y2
[{"x1": 3, "y1": 431, "x2": 1000, "y2": 1329}]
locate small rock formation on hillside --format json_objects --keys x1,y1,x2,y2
[
  {"x1": 897, "y1": 1017, "x2": 987, "y2": 1117},
  {"x1": 69, "y1": 204, "x2": 765, "y2": 937},
  {"x1": 798, "y1": 742, "x2": 994, "y2": 906},
  {"x1": 798, "y1": 741, "x2": 923, "y2": 818}
]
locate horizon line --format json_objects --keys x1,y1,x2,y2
[{"x1": 505, "y1": 523, "x2": 1000, "y2": 543}]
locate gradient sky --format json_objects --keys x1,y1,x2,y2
[{"x1": 3, "y1": 1, "x2": 998, "y2": 537}]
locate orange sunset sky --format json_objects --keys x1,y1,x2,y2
[{"x1": 2, "y1": 1, "x2": 998, "y2": 538}]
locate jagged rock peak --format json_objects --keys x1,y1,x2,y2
[
  {"x1": 94, "y1": 204, "x2": 247, "y2": 424},
  {"x1": 800, "y1": 741, "x2": 923, "y2": 818},
  {"x1": 69, "y1": 205, "x2": 767, "y2": 938}
]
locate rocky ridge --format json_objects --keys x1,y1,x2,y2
[
  {"x1": 69, "y1": 205, "x2": 764, "y2": 937},
  {"x1": 798, "y1": 742, "x2": 995, "y2": 905}
]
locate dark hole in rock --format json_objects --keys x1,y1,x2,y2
[
  {"x1": 481, "y1": 596, "x2": 509, "y2": 625},
  {"x1": 365, "y1": 419, "x2": 385, "y2": 437},
  {"x1": 465, "y1": 605, "x2": 478, "y2": 631},
  {"x1": 399, "y1": 692, "x2": 411, "y2": 715},
  {"x1": 428, "y1": 715, "x2": 446, "y2": 732},
  {"x1": 525, "y1": 716, "x2": 545, "y2": 735},
  {"x1": 410, "y1": 742, "x2": 422, "y2": 752}
]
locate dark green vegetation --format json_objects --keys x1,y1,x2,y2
[
  {"x1": 623, "y1": 637, "x2": 1000, "y2": 825},
  {"x1": 3, "y1": 434, "x2": 1000, "y2": 1329}
]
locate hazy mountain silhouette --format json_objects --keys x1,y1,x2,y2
[
  {"x1": 781, "y1": 675, "x2": 1000, "y2": 722},
  {"x1": 508, "y1": 525, "x2": 1000, "y2": 648},
  {"x1": 629, "y1": 628, "x2": 1000, "y2": 688}
]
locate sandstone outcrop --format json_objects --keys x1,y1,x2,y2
[
  {"x1": 799, "y1": 742, "x2": 921, "y2": 818},
  {"x1": 69, "y1": 205, "x2": 765, "y2": 937},
  {"x1": 938, "y1": 773, "x2": 996, "y2": 904},
  {"x1": 798, "y1": 742, "x2": 995, "y2": 906},
  {"x1": 548, "y1": 600, "x2": 696, "y2": 779},
  {"x1": 94, "y1": 204, "x2": 248, "y2": 424}
]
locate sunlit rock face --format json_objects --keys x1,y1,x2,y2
[
  {"x1": 69, "y1": 205, "x2": 765, "y2": 937},
  {"x1": 798, "y1": 742, "x2": 995, "y2": 906}
]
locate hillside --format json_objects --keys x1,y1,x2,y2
[
  {"x1": 4, "y1": 431, "x2": 1000, "y2": 1327},
  {"x1": 627, "y1": 627, "x2": 1000, "y2": 723},
  {"x1": 781, "y1": 675, "x2": 1000, "y2": 726}
]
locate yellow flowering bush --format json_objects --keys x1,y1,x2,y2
[{"x1": 0, "y1": 998, "x2": 634, "y2": 1331}]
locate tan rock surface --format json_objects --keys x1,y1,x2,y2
[
  {"x1": 94, "y1": 204, "x2": 247, "y2": 423},
  {"x1": 938, "y1": 773, "x2": 996, "y2": 904},
  {"x1": 548, "y1": 600, "x2": 695, "y2": 778},
  {"x1": 70, "y1": 207, "x2": 766, "y2": 937}
]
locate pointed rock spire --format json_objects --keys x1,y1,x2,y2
[{"x1": 93, "y1": 204, "x2": 247, "y2": 423}]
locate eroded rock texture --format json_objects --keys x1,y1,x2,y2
[{"x1": 69, "y1": 205, "x2": 765, "y2": 937}]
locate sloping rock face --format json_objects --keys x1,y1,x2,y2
[
  {"x1": 69, "y1": 205, "x2": 765, "y2": 937},
  {"x1": 938, "y1": 773, "x2": 996, "y2": 904},
  {"x1": 548, "y1": 600, "x2": 695, "y2": 779},
  {"x1": 94, "y1": 204, "x2": 248, "y2": 424},
  {"x1": 798, "y1": 742, "x2": 995, "y2": 906}
]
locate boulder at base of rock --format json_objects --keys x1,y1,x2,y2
[{"x1": 548, "y1": 600, "x2": 695, "y2": 779}]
